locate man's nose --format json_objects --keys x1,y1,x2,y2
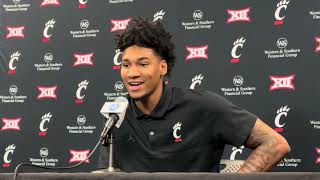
[{"x1": 127, "y1": 65, "x2": 140, "y2": 78}]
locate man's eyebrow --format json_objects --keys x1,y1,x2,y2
[
  {"x1": 122, "y1": 57, "x2": 150, "y2": 62},
  {"x1": 137, "y1": 57, "x2": 150, "y2": 61}
]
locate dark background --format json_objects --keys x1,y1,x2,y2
[{"x1": 1, "y1": 0, "x2": 320, "y2": 172}]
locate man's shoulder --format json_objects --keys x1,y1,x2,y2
[
  {"x1": 170, "y1": 86, "x2": 218, "y2": 97},
  {"x1": 169, "y1": 86, "x2": 222, "y2": 104}
]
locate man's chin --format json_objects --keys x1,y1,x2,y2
[{"x1": 128, "y1": 93, "x2": 144, "y2": 101}]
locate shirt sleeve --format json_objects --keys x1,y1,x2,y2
[{"x1": 203, "y1": 91, "x2": 257, "y2": 147}]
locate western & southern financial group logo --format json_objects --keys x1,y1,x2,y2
[
  {"x1": 221, "y1": 75, "x2": 256, "y2": 96},
  {"x1": 0, "y1": 85, "x2": 27, "y2": 103},
  {"x1": 2, "y1": 0, "x2": 30, "y2": 12},
  {"x1": 69, "y1": 19, "x2": 99, "y2": 38}
]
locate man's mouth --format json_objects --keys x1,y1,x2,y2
[
  {"x1": 129, "y1": 82, "x2": 143, "y2": 86},
  {"x1": 128, "y1": 82, "x2": 143, "y2": 91}
]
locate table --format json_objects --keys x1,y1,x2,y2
[{"x1": 1, "y1": 172, "x2": 320, "y2": 180}]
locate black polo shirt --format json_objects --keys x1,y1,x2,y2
[{"x1": 98, "y1": 85, "x2": 257, "y2": 172}]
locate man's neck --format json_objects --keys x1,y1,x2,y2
[{"x1": 135, "y1": 82, "x2": 163, "y2": 115}]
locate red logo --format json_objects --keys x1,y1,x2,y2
[
  {"x1": 73, "y1": 53, "x2": 94, "y2": 67},
  {"x1": 75, "y1": 80, "x2": 89, "y2": 104},
  {"x1": 112, "y1": 49, "x2": 121, "y2": 70},
  {"x1": 8, "y1": 51, "x2": 21, "y2": 74},
  {"x1": 227, "y1": 7, "x2": 251, "y2": 23},
  {"x1": 42, "y1": 19, "x2": 56, "y2": 43},
  {"x1": 315, "y1": 36, "x2": 320, "y2": 53},
  {"x1": 269, "y1": 74, "x2": 295, "y2": 91},
  {"x1": 40, "y1": 0, "x2": 61, "y2": 7},
  {"x1": 274, "y1": 106, "x2": 290, "y2": 133},
  {"x1": 110, "y1": 18, "x2": 131, "y2": 32},
  {"x1": 316, "y1": 147, "x2": 320, "y2": 164},
  {"x1": 78, "y1": 0, "x2": 87, "y2": 9},
  {"x1": 38, "y1": 113, "x2": 52, "y2": 136},
  {"x1": 185, "y1": 45, "x2": 208, "y2": 61},
  {"x1": 37, "y1": 86, "x2": 58, "y2": 100},
  {"x1": 6, "y1": 26, "x2": 25, "y2": 39},
  {"x1": 69, "y1": 150, "x2": 90, "y2": 163},
  {"x1": 230, "y1": 37, "x2": 246, "y2": 63},
  {"x1": 173, "y1": 122, "x2": 183, "y2": 143},
  {"x1": 1, "y1": 118, "x2": 21, "y2": 131},
  {"x1": 274, "y1": 0, "x2": 290, "y2": 26},
  {"x1": 2, "y1": 144, "x2": 16, "y2": 168}
]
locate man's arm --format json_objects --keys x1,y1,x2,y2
[{"x1": 237, "y1": 118, "x2": 291, "y2": 173}]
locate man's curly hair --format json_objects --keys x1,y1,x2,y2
[{"x1": 115, "y1": 17, "x2": 176, "y2": 77}]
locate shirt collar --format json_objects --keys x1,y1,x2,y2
[{"x1": 128, "y1": 83, "x2": 172, "y2": 120}]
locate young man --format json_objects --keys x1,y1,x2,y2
[{"x1": 98, "y1": 18, "x2": 291, "y2": 172}]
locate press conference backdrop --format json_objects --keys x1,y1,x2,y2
[{"x1": 0, "y1": 0, "x2": 320, "y2": 173}]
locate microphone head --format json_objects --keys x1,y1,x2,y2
[
  {"x1": 114, "y1": 96, "x2": 128, "y2": 103},
  {"x1": 100, "y1": 96, "x2": 129, "y2": 128}
]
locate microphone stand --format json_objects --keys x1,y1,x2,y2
[
  {"x1": 106, "y1": 132, "x2": 121, "y2": 172},
  {"x1": 92, "y1": 117, "x2": 122, "y2": 173}
]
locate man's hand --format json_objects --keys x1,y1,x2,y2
[{"x1": 237, "y1": 118, "x2": 291, "y2": 173}]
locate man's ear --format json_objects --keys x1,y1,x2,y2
[{"x1": 160, "y1": 60, "x2": 168, "y2": 76}]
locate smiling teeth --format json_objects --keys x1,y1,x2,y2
[{"x1": 130, "y1": 82, "x2": 141, "y2": 86}]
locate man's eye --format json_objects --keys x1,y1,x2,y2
[
  {"x1": 121, "y1": 63, "x2": 129, "y2": 67},
  {"x1": 140, "y1": 63, "x2": 148, "y2": 67}
]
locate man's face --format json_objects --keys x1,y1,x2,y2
[{"x1": 120, "y1": 45, "x2": 167, "y2": 100}]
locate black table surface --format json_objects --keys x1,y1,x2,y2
[{"x1": 1, "y1": 172, "x2": 320, "y2": 180}]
